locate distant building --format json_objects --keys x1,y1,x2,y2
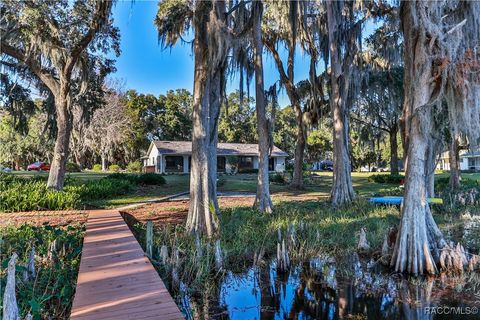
[
  {"x1": 437, "y1": 148, "x2": 480, "y2": 171},
  {"x1": 142, "y1": 141, "x2": 288, "y2": 174}
]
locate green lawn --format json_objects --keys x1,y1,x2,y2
[
  {"x1": 8, "y1": 170, "x2": 480, "y2": 209},
  {"x1": 10, "y1": 170, "x2": 109, "y2": 180}
]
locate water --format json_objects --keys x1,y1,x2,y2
[
  {"x1": 144, "y1": 215, "x2": 480, "y2": 320},
  {"x1": 176, "y1": 255, "x2": 479, "y2": 320}
]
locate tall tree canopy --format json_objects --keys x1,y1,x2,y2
[
  {"x1": 262, "y1": 0, "x2": 327, "y2": 189},
  {"x1": 1, "y1": 0, "x2": 120, "y2": 189},
  {"x1": 218, "y1": 91, "x2": 256, "y2": 144}
]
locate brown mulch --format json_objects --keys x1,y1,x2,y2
[
  {"x1": 0, "y1": 210, "x2": 88, "y2": 227},
  {"x1": 120, "y1": 194, "x2": 326, "y2": 226}
]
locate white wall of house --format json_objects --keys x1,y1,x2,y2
[
  {"x1": 460, "y1": 157, "x2": 468, "y2": 170},
  {"x1": 275, "y1": 157, "x2": 286, "y2": 172},
  {"x1": 145, "y1": 146, "x2": 159, "y2": 169},
  {"x1": 466, "y1": 157, "x2": 480, "y2": 170},
  {"x1": 145, "y1": 144, "x2": 287, "y2": 174},
  {"x1": 436, "y1": 150, "x2": 477, "y2": 171},
  {"x1": 146, "y1": 146, "x2": 158, "y2": 166}
]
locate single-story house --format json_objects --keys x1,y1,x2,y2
[
  {"x1": 142, "y1": 141, "x2": 288, "y2": 174},
  {"x1": 437, "y1": 148, "x2": 480, "y2": 171}
]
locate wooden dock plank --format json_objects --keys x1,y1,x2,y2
[{"x1": 71, "y1": 210, "x2": 183, "y2": 320}]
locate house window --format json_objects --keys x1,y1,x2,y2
[
  {"x1": 152, "y1": 157, "x2": 155, "y2": 165},
  {"x1": 269, "y1": 158, "x2": 275, "y2": 171},
  {"x1": 469, "y1": 158, "x2": 475, "y2": 170},
  {"x1": 217, "y1": 156, "x2": 226, "y2": 172},
  {"x1": 238, "y1": 156, "x2": 253, "y2": 172},
  {"x1": 165, "y1": 156, "x2": 184, "y2": 173}
]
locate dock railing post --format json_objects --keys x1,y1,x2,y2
[{"x1": 146, "y1": 221, "x2": 153, "y2": 258}]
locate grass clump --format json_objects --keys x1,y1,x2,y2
[
  {"x1": 126, "y1": 199, "x2": 400, "y2": 297},
  {"x1": 0, "y1": 223, "x2": 84, "y2": 319}
]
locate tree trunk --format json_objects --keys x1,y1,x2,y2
[
  {"x1": 186, "y1": 1, "x2": 221, "y2": 238},
  {"x1": 290, "y1": 109, "x2": 305, "y2": 190},
  {"x1": 449, "y1": 137, "x2": 460, "y2": 188},
  {"x1": 390, "y1": 125, "x2": 399, "y2": 175},
  {"x1": 391, "y1": 112, "x2": 446, "y2": 275},
  {"x1": 425, "y1": 140, "x2": 439, "y2": 198},
  {"x1": 391, "y1": 1, "x2": 447, "y2": 274},
  {"x1": 101, "y1": 153, "x2": 107, "y2": 172},
  {"x1": 47, "y1": 88, "x2": 72, "y2": 190},
  {"x1": 253, "y1": 1, "x2": 273, "y2": 213},
  {"x1": 207, "y1": 71, "x2": 223, "y2": 215},
  {"x1": 326, "y1": 0, "x2": 355, "y2": 205}
]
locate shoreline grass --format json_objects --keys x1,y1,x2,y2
[{"x1": 0, "y1": 223, "x2": 85, "y2": 319}]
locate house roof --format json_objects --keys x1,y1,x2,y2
[
  {"x1": 462, "y1": 150, "x2": 480, "y2": 158},
  {"x1": 439, "y1": 148, "x2": 480, "y2": 159},
  {"x1": 150, "y1": 141, "x2": 288, "y2": 157}
]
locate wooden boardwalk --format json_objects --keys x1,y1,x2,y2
[{"x1": 71, "y1": 210, "x2": 183, "y2": 320}]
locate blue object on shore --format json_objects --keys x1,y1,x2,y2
[{"x1": 369, "y1": 196, "x2": 443, "y2": 205}]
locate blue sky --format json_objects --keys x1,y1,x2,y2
[{"x1": 111, "y1": 1, "x2": 312, "y2": 107}]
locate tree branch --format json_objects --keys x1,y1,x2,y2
[
  {"x1": 65, "y1": 0, "x2": 111, "y2": 77},
  {"x1": 1, "y1": 41, "x2": 59, "y2": 95},
  {"x1": 264, "y1": 38, "x2": 299, "y2": 102},
  {"x1": 351, "y1": 114, "x2": 390, "y2": 133},
  {"x1": 226, "y1": 0, "x2": 251, "y2": 16}
]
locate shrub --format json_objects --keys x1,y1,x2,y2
[
  {"x1": 436, "y1": 176, "x2": 479, "y2": 191},
  {"x1": 0, "y1": 172, "x2": 17, "y2": 186},
  {"x1": 136, "y1": 173, "x2": 166, "y2": 185},
  {"x1": 238, "y1": 168, "x2": 258, "y2": 174},
  {"x1": 126, "y1": 161, "x2": 143, "y2": 173},
  {"x1": 368, "y1": 174, "x2": 404, "y2": 184},
  {"x1": 67, "y1": 179, "x2": 132, "y2": 200},
  {"x1": 0, "y1": 180, "x2": 80, "y2": 212},
  {"x1": 270, "y1": 173, "x2": 286, "y2": 184},
  {"x1": 108, "y1": 164, "x2": 121, "y2": 172},
  {"x1": 66, "y1": 162, "x2": 81, "y2": 172},
  {"x1": 0, "y1": 175, "x2": 133, "y2": 212},
  {"x1": 92, "y1": 164, "x2": 102, "y2": 172}
]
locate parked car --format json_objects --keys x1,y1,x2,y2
[
  {"x1": 27, "y1": 162, "x2": 50, "y2": 171},
  {"x1": 320, "y1": 160, "x2": 333, "y2": 171},
  {"x1": 0, "y1": 166, "x2": 12, "y2": 173}
]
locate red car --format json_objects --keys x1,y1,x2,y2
[{"x1": 27, "y1": 162, "x2": 50, "y2": 171}]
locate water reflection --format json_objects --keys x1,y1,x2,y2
[
  {"x1": 172, "y1": 217, "x2": 480, "y2": 320},
  {"x1": 178, "y1": 255, "x2": 479, "y2": 320}
]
